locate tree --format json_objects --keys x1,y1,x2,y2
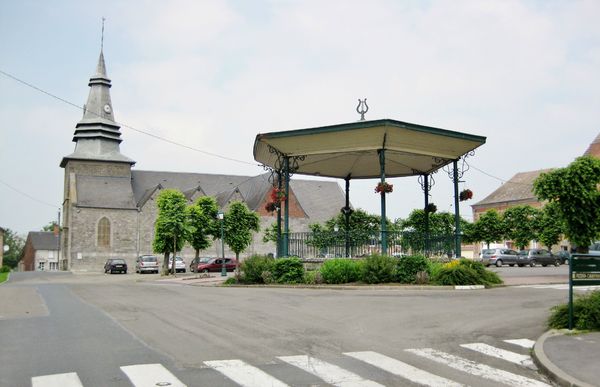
[
  {"x1": 41, "y1": 221, "x2": 61, "y2": 232},
  {"x1": 534, "y1": 156, "x2": 600, "y2": 253},
  {"x1": 187, "y1": 196, "x2": 219, "y2": 259},
  {"x1": 223, "y1": 201, "x2": 260, "y2": 266},
  {"x1": 262, "y1": 222, "x2": 292, "y2": 244},
  {"x1": 2, "y1": 228, "x2": 25, "y2": 268},
  {"x1": 152, "y1": 189, "x2": 193, "y2": 274},
  {"x1": 473, "y1": 209, "x2": 505, "y2": 249},
  {"x1": 536, "y1": 201, "x2": 564, "y2": 250},
  {"x1": 397, "y1": 210, "x2": 468, "y2": 254},
  {"x1": 501, "y1": 205, "x2": 539, "y2": 250}
]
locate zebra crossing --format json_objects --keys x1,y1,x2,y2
[
  {"x1": 31, "y1": 337, "x2": 550, "y2": 387},
  {"x1": 517, "y1": 284, "x2": 600, "y2": 291}
]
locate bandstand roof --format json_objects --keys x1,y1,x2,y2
[{"x1": 253, "y1": 119, "x2": 486, "y2": 179}]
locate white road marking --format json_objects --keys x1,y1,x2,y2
[
  {"x1": 204, "y1": 359, "x2": 289, "y2": 387},
  {"x1": 504, "y1": 338, "x2": 536, "y2": 349},
  {"x1": 406, "y1": 348, "x2": 550, "y2": 387},
  {"x1": 31, "y1": 372, "x2": 83, "y2": 387},
  {"x1": 516, "y1": 284, "x2": 600, "y2": 291},
  {"x1": 460, "y1": 343, "x2": 536, "y2": 369},
  {"x1": 278, "y1": 355, "x2": 384, "y2": 387},
  {"x1": 344, "y1": 351, "x2": 464, "y2": 387},
  {"x1": 120, "y1": 363, "x2": 186, "y2": 387}
]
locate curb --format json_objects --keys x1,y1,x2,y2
[{"x1": 532, "y1": 330, "x2": 596, "y2": 387}]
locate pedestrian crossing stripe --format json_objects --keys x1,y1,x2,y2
[
  {"x1": 31, "y1": 338, "x2": 547, "y2": 387},
  {"x1": 406, "y1": 348, "x2": 550, "y2": 387}
]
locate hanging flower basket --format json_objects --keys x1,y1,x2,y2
[
  {"x1": 425, "y1": 203, "x2": 437, "y2": 213},
  {"x1": 265, "y1": 202, "x2": 278, "y2": 213},
  {"x1": 459, "y1": 188, "x2": 473, "y2": 202},
  {"x1": 375, "y1": 182, "x2": 393, "y2": 194},
  {"x1": 270, "y1": 187, "x2": 286, "y2": 204}
]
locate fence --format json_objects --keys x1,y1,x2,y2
[{"x1": 287, "y1": 231, "x2": 457, "y2": 259}]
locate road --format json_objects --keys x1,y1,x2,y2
[{"x1": 0, "y1": 268, "x2": 590, "y2": 386}]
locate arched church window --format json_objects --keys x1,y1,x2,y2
[{"x1": 97, "y1": 217, "x2": 111, "y2": 247}]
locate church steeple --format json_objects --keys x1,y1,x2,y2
[{"x1": 60, "y1": 48, "x2": 134, "y2": 168}]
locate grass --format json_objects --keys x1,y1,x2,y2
[{"x1": 0, "y1": 271, "x2": 9, "y2": 284}]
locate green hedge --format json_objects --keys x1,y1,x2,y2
[
  {"x1": 320, "y1": 259, "x2": 361, "y2": 284},
  {"x1": 395, "y1": 255, "x2": 430, "y2": 284},
  {"x1": 240, "y1": 255, "x2": 275, "y2": 284},
  {"x1": 431, "y1": 259, "x2": 502, "y2": 286},
  {"x1": 272, "y1": 257, "x2": 305, "y2": 284},
  {"x1": 548, "y1": 290, "x2": 600, "y2": 330},
  {"x1": 361, "y1": 254, "x2": 397, "y2": 284}
]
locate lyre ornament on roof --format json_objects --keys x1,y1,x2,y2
[
  {"x1": 443, "y1": 150, "x2": 475, "y2": 180},
  {"x1": 356, "y1": 98, "x2": 368, "y2": 121}
]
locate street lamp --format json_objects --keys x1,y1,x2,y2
[
  {"x1": 333, "y1": 225, "x2": 339, "y2": 257},
  {"x1": 217, "y1": 211, "x2": 226, "y2": 276}
]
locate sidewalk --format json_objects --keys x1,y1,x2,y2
[
  {"x1": 154, "y1": 272, "x2": 234, "y2": 286},
  {"x1": 533, "y1": 330, "x2": 600, "y2": 387}
]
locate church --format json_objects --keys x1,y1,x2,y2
[{"x1": 59, "y1": 49, "x2": 345, "y2": 272}]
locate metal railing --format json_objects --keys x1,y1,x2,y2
[{"x1": 286, "y1": 231, "x2": 456, "y2": 259}]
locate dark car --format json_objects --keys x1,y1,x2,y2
[
  {"x1": 196, "y1": 258, "x2": 238, "y2": 273},
  {"x1": 189, "y1": 257, "x2": 212, "y2": 273},
  {"x1": 104, "y1": 258, "x2": 128, "y2": 274},
  {"x1": 553, "y1": 250, "x2": 571, "y2": 265},
  {"x1": 517, "y1": 249, "x2": 561, "y2": 267}
]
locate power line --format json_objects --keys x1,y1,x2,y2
[
  {"x1": 0, "y1": 69, "x2": 261, "y2": 167},
  {"x1": 0, "y1": 178, "x2": 58, "y2": 209}
]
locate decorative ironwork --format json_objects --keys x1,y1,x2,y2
[
  {"x1": 356, "y1": 98, "x2": 369, "y2": 121},
  {"x1": 443, "y1": 150, "x2": 475, "y2": 181},
  {"x1": 418, "y1": 174, "x2": 436, "y2": 193}
]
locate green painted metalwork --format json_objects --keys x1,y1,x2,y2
[
  {"x1": 379, "y1": 149, "x2": 387, "y2": 255},
  {"x1": 453, "y1": 160, "x2": 461, "y2": 257}
]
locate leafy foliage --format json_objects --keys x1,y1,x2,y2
[
  {"x1": 152, "y1": 189, "x2": 193, "y2": 272},
  {"x1": 223, "y1": 201, "x2": 260, "y2": 261},
  {"x1": 548, "y1": 291, "x2": 600, "y2": 330},
  {"x1": 320, "y1": 259, "x2": 361, "y2": 284},
  {"x1": 395, "y1": 255, "x2": 430, "y2": 284},
  {"x1": 536, "y1": 202, "x2": 564, "y2": 250},
  {"x1": 534, "y1": 156, "x2": 600, "y2": 252},
  {"x1": 431, "y1": 259, "x2": 502, "y2": 286},
  {"x1": 240, "y1": 255, "x2": 275, "y2": 284},
  {"x1": 360, "y1": 254, "x2": 397, "y2": 284},
  {"x1": 272, "y1": 257, "x2": 305, "y2": 284},
  {"x1": 187, "y1": 196, "x2": 219, "y2": 258},
  {"x1": 2, "y1": 228, "x2": 25, "y2": 269},
  {"x1": 501, "y1": 205, "x2": 539, "y2": 250},
  {"x1": 397, "y1": 210, "x2": 468, "y2": 254},
  {"x1": 472, "y1": 209, "x2": 505, "y2": 248}
]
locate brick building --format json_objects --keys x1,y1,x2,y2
[
  {"x1": 21, "y1": 232, "x2": 60, "y2": 271},
  {"x1": 60, "y1": 50, "x2": 345, "y2": 272}
]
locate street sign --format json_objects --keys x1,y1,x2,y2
[{"x1": 568, "y1": 254, "x2": 600, "y2": 329}]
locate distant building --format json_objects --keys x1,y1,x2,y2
[
  {"x1": 21, "y1": 231, "x2": 60, "y2": 271},
  {"x1": 60, "y1": 49, "x2": 345, "y2": 272},
  {"x1": 0, "y1": 226, "x2": 5, "y2": 267}
]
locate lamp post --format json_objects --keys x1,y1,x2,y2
[
  {"x1": 333, "y1": 225, "x2": 339, "y2": 257},
  {"x1": 218, "y1": 211, "x2": 226, "y2": 276}
]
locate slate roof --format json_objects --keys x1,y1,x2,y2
[
  {"x1": 76, "y1": 175, "x2": 137, "y2": 209},
  {"x1": 28, "y1": 232, "x2": 59, "y2": 251},
  {"x1": 472, "y1": 169, "x2": 553, "y2": 207},
  {"x1": 130, "y1": 170, "x2": 345, "y2": 221}
]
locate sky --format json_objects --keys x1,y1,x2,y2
[{"x1": 1, "y1": 0, "x2": 599, "y2": 236}]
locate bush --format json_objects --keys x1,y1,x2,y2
[
  {"x1": 395, "y1": 255, "x2": 430, "y2": 284},
  {"x1": 0, "y1": 265, "x2": 11, "y2": 273},
  {"x1": 223, "y1": 277, "x2": 238, "y2": 285},
  {"x1": 320, "y1": 259, "x2": 361, "y2": 284},
  {"x1": 241, "y1": 255, "x2": 275, "y2": 284},
  {"x1": 303, "y1": 270, "x2": 323, "y2": 285},
  {"x1": 431, "y1": 259, "x2": 503, "y2": 286},
  {"x1": 272, "y1": 257, "x2": 305, "y2": 284},
  {"x1": 548, "y1": 290, "x2": 600, "y2": 330},
  {"x1": 361, "y1": 254, "x2": 397, "y2": 284}
]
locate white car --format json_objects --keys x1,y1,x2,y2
[{"x1": 168, "y1": 256, "x2": 186, "y2": 273}]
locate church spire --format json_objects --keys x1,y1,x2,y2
[{"x1": 60, "y1": 24, "x2": 134, "y2": 168}]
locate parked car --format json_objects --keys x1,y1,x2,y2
[
  {"x1": 135, "y1": 255, "x2": 159, "y2": 274},
  {"x1": 104, "y1": 258, "x2": 127, "y2": 274},
  {"x1": 553, "y1": 250, "x2": 571, "y2": 265},
  {"x1": 189, "y1": 257, "x2": 212, "y2": 273},
  {"x1": 196, "y1": 257, "x2": 238, "y2": 273},
  {"x1": 517, "y1": 249, "x2": 561, "y2": 267},
  {"x1": 481, "y1": 248, "x2": 520, "y2": 267},
  {"x1": 168, "y1": 256, "x2": 186, "y2": 273}
]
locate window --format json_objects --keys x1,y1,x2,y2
[{"x1": 97, "y1": 217, "x2": 111, "y2": 247}]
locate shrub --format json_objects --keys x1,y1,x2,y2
[
  {"x1": 222, "y1": 277, "x2": 238, "y2": 285},
  {"x1": 241, "y1": 255, "x2": 275, "y2": 284},
  {"x1": 303, "y1": 270, "x2": 323, "y2": 285},
  {"x1": 361, "y1": 254, "x2": 396, "y2": 284},
  {"x1": 548, "y1": 290, "x2": 600, "y2": 330},
  {"x1": 0, "y1": 265, "x2": 10, "y2": 273},
  {"x1": 320, "y1": 259, "x2": 361, "y2": 284},
  {"x1": 431, "y1": 259, "x2": 503, "y2": 286},
  {"x1": 395, "y1": 255, "x2": 430, "y2": 284},
  {"x1": 272, "y1": 257, "x2": 305, "y2": 284}
]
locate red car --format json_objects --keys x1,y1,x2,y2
[{"x1": 195, "y1": 258, "x2": 238, "y2": 273}]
